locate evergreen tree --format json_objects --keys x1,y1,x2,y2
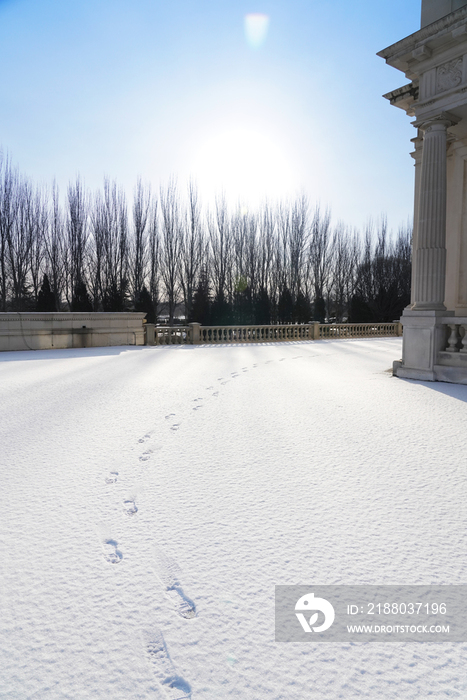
[
  {"x1": 348, "y1": 294, "x2": 373, "y2": 323},
  {"x1": 293, "y1": 291, "x2": 312, "y2": 324},
  {"x1": 190, "y1": 271, "x2": 211, "y2": 324},
  {"x1": 278, "y1": 286, "x2": 293, "y2": 323},
  {"x1": 313, "y1": 296, "x2": 326, "y2": 323},
  {"x1": 72, "y1": 276, "x2": 93, "y2": 312},
  {"x1": 254, "y1": 288, "x2": 271, "y2": 325},
  {"x1": 211, "y1": 291, "x2": 232, "y2": 325},
  {"x1": 134, "y1": 285, "x2": 156, "y2": 323},
  {"x1": 233, "y1": 275, "x2": 253, "y2": 324},
  {"x1": 102, "y1": 279, "x2": 128, "y2": 312},
  {"x1": 36, "y1": 274, "x2": 56, "y2": 311}
]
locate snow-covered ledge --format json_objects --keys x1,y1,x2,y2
[{"x1": 0, "y1": 312, "x2": 146, "y2": 352}]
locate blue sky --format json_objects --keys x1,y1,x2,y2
[{"x1": 0, "y1": 0, "x2": 421, "y2": 230}]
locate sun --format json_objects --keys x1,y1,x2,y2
[{"x1": 190, "y1": 126, "x2": 297, "y2": 209}]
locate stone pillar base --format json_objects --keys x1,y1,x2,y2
[{"x1": 393, "y1": 308, "x2": 452, "y2": 381}]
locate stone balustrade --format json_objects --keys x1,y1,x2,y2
[
  {"x1": 0, "y1": 315, "x2": 403, "y2": 354},
  {"x1": 419, "y1": 317, "x2": 467, "y2": 383},
  {"x1": 318, "y1": 323, "x2": 401, "y2": 339},
  {"x1": 199, "y1": 324, "x2": 314, "y2": 343},
  {"x1": 154, "y1": 326, "x2": 193, "y2": 345},
  {"x1": 439, "y1": 319, "x2": 467, "y2": 355},
  {"x1": 146, "y1": 322, "x2": 403, "y2": 346}
]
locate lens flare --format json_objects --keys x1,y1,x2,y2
[
  {"x1": 190, "y1": 126, "x2": 297, "y2": 210},
  {"x1": 244, "y1": 13, "x2": 270, "y2": 49}
]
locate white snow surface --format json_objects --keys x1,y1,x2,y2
[{"x1": 1, "y1": 337, "x2": 467, "y2": 699}]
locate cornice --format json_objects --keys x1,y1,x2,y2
[{"x1": 378, "y1": 6, "x2": 467, "y2": 67}]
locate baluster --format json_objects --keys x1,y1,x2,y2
[
  {"x1": 460, "y1": 324, "x2": 467, "y2": 353},
  {"x1": 447, "y1": 324, "x2": 459, "y2": 351}
]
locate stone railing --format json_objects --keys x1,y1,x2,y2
[
  {"x1": 199, "y1": 324, "x2": 313, "y2": 343},
  {"x1": 318, "y1": 322, "x2": 401, "y2": 339},
  {"x1": 153, "y1": 325, "x2": 193, "y2": 345},
  {"x1": 438, "y1": 319, "x2": 467, "y2": 371},
  {"x1": 415, "y1": 317, "x2": 467, "y2": 384},
  {"x1": 146, "y1": 322, "x2": 402, "y2": 345}
]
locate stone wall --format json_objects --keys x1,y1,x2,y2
[
  {"x1": 0, "y1": 313, "x2": 146, "y2": 352},
  {"x1": 421, "y1": 0, "x2": 467, "y2": 28}
]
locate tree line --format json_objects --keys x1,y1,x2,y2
[{"x1": 0, "y1": 153, "x2": 412, "y2": 325}]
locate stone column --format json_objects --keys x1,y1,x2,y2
[{"x1": 412, "y1": 117, "x2": 452, "y2": 310}]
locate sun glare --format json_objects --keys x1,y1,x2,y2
[
  {"x1": 244, "y1": 13, "x2": 270, "y2": 49},
  {"x1": 190, "y1": 127, "x2": 297, "y2": 209}
]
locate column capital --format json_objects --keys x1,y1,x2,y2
[{"x1": 412, "y1": 111, "x2": 460, "y2": 131}]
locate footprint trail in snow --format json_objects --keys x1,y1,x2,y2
[
  {"x1": 143, "y1": 629, "x2": 192, "y2": 699},
  {"x1": 123, "y1": 497, "x2": 138, "y2": 516},
  {"x1": 153, "y1": 547, "x2": 196, "y2": 619},
  {"x1": 102, "y1": 538, "x2": 123, "y2": 564}
]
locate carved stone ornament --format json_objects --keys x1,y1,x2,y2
[{"x1": 436, "y1": 58, "x2": 463, "y2": 93}]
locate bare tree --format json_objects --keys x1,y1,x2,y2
[
  {"x1": 208, "y1": 195, "x2": 232, "y2": 305},
  {"x1": 131, "y1": 178, "x2": 151, "y2": 304},
  {"x1": 288, "y1": 195, "x2": 309, "y2": 299},
  {"x1": 44, "y1": 182, "x2": 66, "y2": 309},
  {"x1": 0, "y1": 155, "x2": 21, "y2": 310},
  {"x1": 0, "y1": 152, "x2": 412, "y2": 322},
  {"x1": 148, "y1": 197, "x2": 160, "y2": 320},
  {"x1": 309, "y1": 206, "x2": 331, "y2": 320},
  {"x1": 90, "y1": 178, "x2": 129, "y2": 311},
  {"x1": 66, "y1": 177, "x2": 89, "y2": 308},
  {"x1": 329, "y1": 224, "x2": 357, "y2": 322},
  {"x1": 28, "y1": 187, "x2": 48, "y2": 306},
  {"x1": 257, "y1": 202, "x2": 275, "y2": 293},
  {"x1": 179, "y1": 180, "x2": 204, "y2": 322},
  {"x1": 6, "y1": 177, "x2": 36, "y2": 309},
  {"x1": 160, "y1": 180, "x2": 181, "y2": 324}
]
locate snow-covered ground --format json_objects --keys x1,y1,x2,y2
[{"x1": 1, "y1": 337, "x2": 466, "y2": 699}]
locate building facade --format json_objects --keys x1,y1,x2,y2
[{"x1": 379, "y1": 0, "x2": 467, "y2": 382}]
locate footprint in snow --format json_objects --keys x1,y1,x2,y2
[
  {"x1": 221, "y1": 380, "x2": 229, "y2": 385},
  {"x1": 143, "y1": 629, "x2": 192, "y2": 699},
  {"x1": 138, "y1": 432, "x2": 153, "y2": 444},
  {"x1": 212, "y1": 391, "x2": 219, "y2": 397},
  {"x1": 170, "y1": 424, "x2": 180, "y2": 431},
  {"x1": 279, "y1": 358, "x2": 286, "y2": 362},
  {"x1": 140, "y1": 449, "x2": 153, "y2": 462},
  {"x1": 105, "y1": 471, "x2": 118, "y2": 484},
  {"x1": 123, "y1": 498, "x2": 138, "y2": 516},
  {"x1": 153, "y1": 547, "x2": 196, "y2": 619},
  {"x1": 165, "y1": 413, "x2": 176, "y2": 420},
  {"x1": 102, "y1": 539, "x2": 123, "y2": 564},
  {"x1": 206, "y1": 386, "x2": 213, "y2": 390},
  {"x1": 192, "y1": 405, "x2": 202, "y2": 411}
]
